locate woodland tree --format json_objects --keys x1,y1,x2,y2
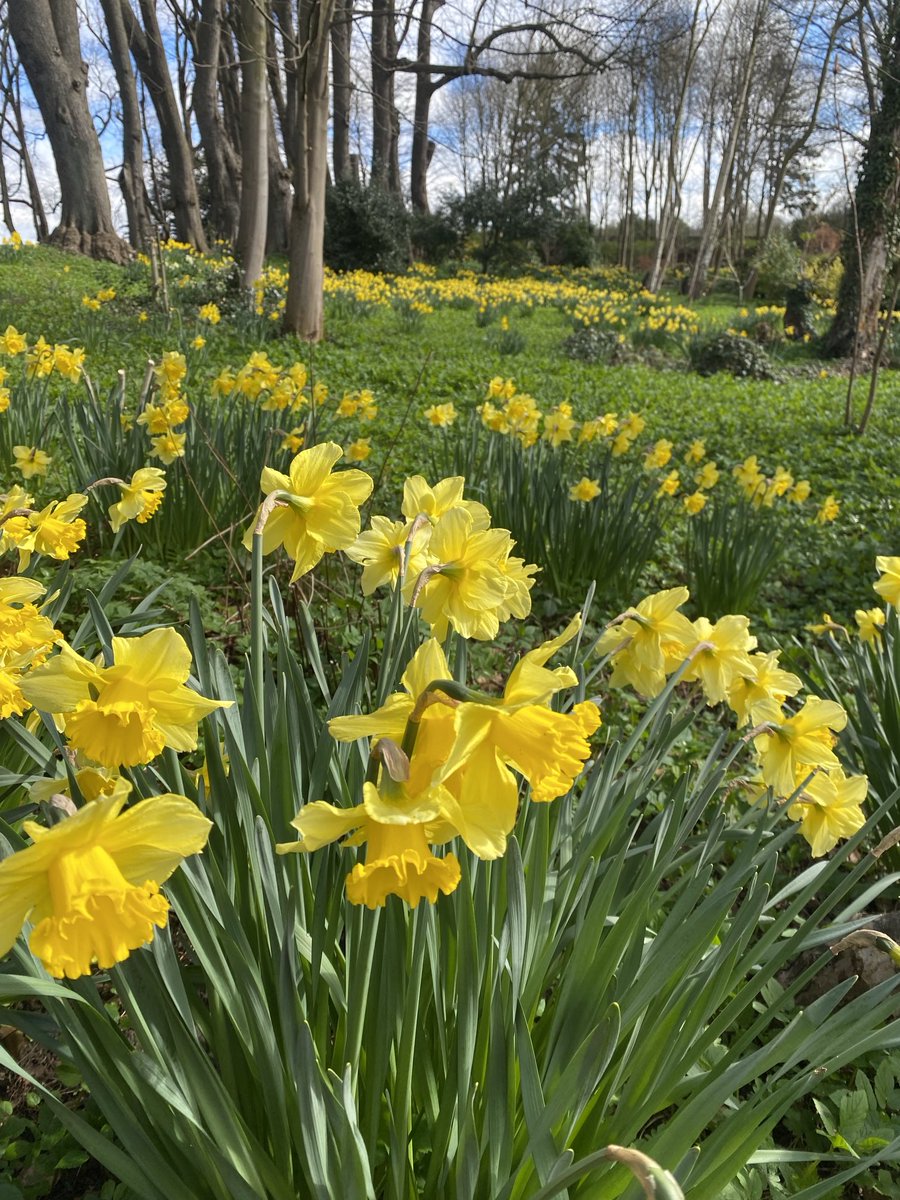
[{"x1": 7, "y1": 0, "x2": 128, "y2": 261}]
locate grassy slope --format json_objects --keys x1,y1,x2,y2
[{"x1": 0, "y1": 245, "x2": 897, "y2": 635}]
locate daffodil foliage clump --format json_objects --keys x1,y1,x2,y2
[{"x1": 2, "y1": 442, "x2": 900, "y2": 1197}]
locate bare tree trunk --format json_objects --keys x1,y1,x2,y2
[
  {"x1": 267, "y1": 104, "x2": 292, "y2": 253},
  {"x1": 826, "y1": 3, "x2": 900, "y2": 360},
  {"x1": 646, "y1": 0, "x2": 716, "y2": 293},
  {"x1": 0, "y1": 20, "x2": 17, "y2": 232},
  {"x1": 99, "y1": 0, "x2": 153, "y2": 250},
  {"x1": 371, "y1": 0, "x2": 400, "y2": 193},
  {"x1": 285, "y1": 0, "x2": 334, "y2": 341},
  {"x1": 1, "y1": 32, "x2": 49, "y2": 240},
  {"x1": 7, "y1": 0, "x2": 128, "y2": 260},
  {"x1": 619, "y1": 81, "x2": 637, "y2": 269},
  {"x1": 218, "y1": 18, "x2": 244, "y2": 156},
  {"x1": 331, "y1": 0, "x2": 354, "y2": 183},
  {"x1": 687, "y1": 1, "x2": 768, "y2": 300},
  {"x1": 410, "y1": 0, "x2": 442, "y2": 212},
  {"x1": 120, "y1": 0, "x2": 209, "y2": 252},
  {"x1": 236, "y1": 0, "x2": 268, "y2": 288},
  {"x1": 193, "y1": 0, "x2": 240, "y2": 243}
]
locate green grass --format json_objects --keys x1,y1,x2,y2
[{"x1": 0, "y1": 244, "x2": 896, "y2": 639}]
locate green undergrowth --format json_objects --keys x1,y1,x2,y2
[{"x1": 0, "y1": 245, "x2": 897, "y2": 639}]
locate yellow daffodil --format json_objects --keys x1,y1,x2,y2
[
  {"x1": 753, "y1": 697, "x2": 847, "y2": 797},
  {"x1": 770, "y1": 466, "x2": 794, "y2": 497},
  {"x1": 424, "y1": 402, "x2": 457, "y2": 427},
  {"x1": 0, "y1": 576, "x2": 59, "y2": 658},
  {"x1": 855, "y1": 607, "x2": 885, "y2": 645},
  {"x1": 0, "y1": 791, "x2": 211, "y2": 979},
  {"x1": 0, "y1": 485, "x2": 32, "y2": 521},
  {"x1": 155, "y1": 351, "x2": 187, "y2": 389},
  {"x1": 347, "y1": 437, "x2": 371, "y2": 462},
  {"x1": 346, "y1": 516, "x2": 432, "y2": 594},
  {"x1": 579, "y1": 413, "x2": 616, "y2": 443},
  {"x1": 727, "y1": 650, "x2": 802, "y2": 725},
  {"x1": 108, "y1": 468, "x2": 166, "y2": 532},
  {"x1": 277, "y1": 791, "x2": 461, "y2": 909},
  {"x1": 644, "y1": 439, "x2": 673, "y2": 470},
  {"x1": 281, "y1": 428, "x2": 305, "y2": 453},
  {"x1": 330, "y1": 637, "x2": 454, "y2": 749},
  {"x1": 401, "y1": 475, "x2": 490, "y2": 530},
  {"x1": 437, "y1": 627, "x2": 600, "y2": 849},
  {"x1": 805, "y1": 612, "x2": 845, "y2": 637},
  {"x1": 681, "y1": 615, "x2": 757, "y2": 706},
  {"x1": 13, "y1": 446, "x2": 51, "y2": 479},
  {"x1": 620, "y1": 412, "x2": 645, "y2": 438},
  {"x1": 683, "y1": 491, "x2": 707, "y2": 515},
  {"x1": 198, "y1": 302, "x2": 221, "y2": 324},
  {"x1": 0, "y1": 578, "x2": 61, "y2": 715},
  {"x1": 285, "y1": 639, "x2": 463, "y2": 906},
  {"x1": 244, "y1": 442, "x2": 373, "y2": 582},
  {"x1": 816, "y1": 494, "x2": 839, "y2": 524},
  {"x1": 733, "y1": 455, "x2": 764, "y2": 500},
  {"x1": 685, "y1": 439, "x2": 706, "y2": 464},
  {"x1": 52, "y1": 345, "x2": 85, "y2": 382},
  {"x1": 656, "y1": 470, "x2": 680, "y2": 497},
  {"x1": 788, "y1": 480, "x2": 811, "y2": 504},
  {"x1": 486, "y1": 376, "x2": 516, "y2": 400},
  {"x1": 0, "y1": 325, "x2": 27, "y2": 355},
  {"x1": 326, "y1": 620, "x2": 597, "y2": 872},
  {"x1": 150, "y1": 431, "x2": 187, "y2": 464},
  {"x1": 211, "y1": 369, "x2": 236, "y2": 397},
  {"x1": 488, "y1": 391, "x2": 542, "y2": 446},
  {"x1": 357, "y1": 391, "x2": 378, "y2": 421},
  {"x1": 29, "y1": 765, "x2": 131, "y2": 807},
  {"x1": 569, "y1": 477, "x2": 601, "y2": 502},
  {"x1": 787, "y1": 768, "x2": 867, "y2": 857},
  {"x1": 596, "y1": 587, "x2": 695, "y2": 698},
  {"x1": 139, "y1": 400, "x2": 189, "y2": 434},
  {"x1": 874, "y1": 556, "x2": 900, "y2": 606},
  {"x1": 22, "y1": 627, "x2": 228, "y2": 768},
  {"x1": 410, "y1": 508, "x2": 535, "y2": 641},
  {"x1": 543, "y1": 403, "x2": 577, "y2": 447},
  {"x1": 287, "y1": 362, "x2": 308, "y2": 390},
  {"x1": 695, "y1": 461, "x2": 720, "y2": 490},
  {"x1": 26, "y1": 338, "x2": 55, "y2": 378},
  {"x1": 2, "y1": 494, "x2": 88, "y2": 571}
]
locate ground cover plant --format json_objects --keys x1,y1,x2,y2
[{"x1": 0, "y1": 242, "x2": 899, "y2": 1198}]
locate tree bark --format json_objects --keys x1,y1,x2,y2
[
  {"x1": 120, "y1": 0, "x2": 209, "y2": 251},
  {"x1": 410, "y1": 0, "x2": 442, "y2": 212},
  {"x1": 371, "y1": 0, "x2": 400, "y2": 193},
  {"x1": 236, "y1": 0, "x2": 269, "y2": 288},
  {"x1": 193, "y1": 0, "x2": 241, "y2": 243},
  {"x1": 267, "y1": 103, "x2": 292, "y2": 254},
  {"x1": 331, "y1": 0, "x2": 354, "y2": 183},
  {"x1": 7, "y1": 0, "x2": 128, "y2": 260},
  {"x1": 284, "y1": 0, "x2": 334, "y2": 342},
  {"x1": 687, "y1": 1, "x2": 768, "y2": 300},
  {"x1": 99, "y1": 0, "x2": 153, "y2": 250},
  {"x1": 825, "y1": 4, "x2": 900, "y2": 360},
  {"x1": 218, "y1": 17, "x2": 244, "y2": 158},
  {"x1": 3, "y1": 48, "x2": 49, "y2": 241},
  {"x1": 645, "y1": 0, "x2": 713, "y2": 293}
]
